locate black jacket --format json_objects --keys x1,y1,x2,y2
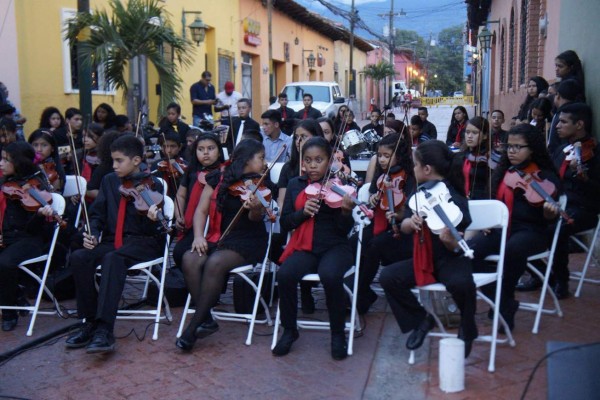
[
  {"x1": 294, "y1": 106, "x2": 322, "y2": 120},
  {"x1": 226, "y1": 117, "x2": 261, "y2": 152}
]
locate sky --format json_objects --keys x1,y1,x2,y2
[{"x1": 295, "y1": 0, "x2": 467, "y2": 40}]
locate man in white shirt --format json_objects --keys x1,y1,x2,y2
[
  {"x1": 261, "y1": 110, "x2": 291, "y2": 163},
  {"x1": 215, "y1": 81, "x2": 243, "y2": 125}
]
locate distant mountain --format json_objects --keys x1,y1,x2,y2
[{"x1": 296, "y1": 0, "x2": 466, "y2": 40}]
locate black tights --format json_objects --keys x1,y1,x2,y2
[{"x1": 180, "y1": 248, "x2": 245, "y2": 339}]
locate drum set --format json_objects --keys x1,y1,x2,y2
[{"x1": 342, "y1": 129, "x2": 381, "y2": 160}]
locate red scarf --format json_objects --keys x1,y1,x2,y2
[
  {"x1": 413, "y1": 224, "x2": 436, "y2": 286},
  {"x1": 462, "y1": 157, "x2": 472, "y2": 197},
  {"x1": 82, "y1": 159, "x2": 92, "y2": 182},
  {"x1": 454, "y1": 122, "x2": 465, "y2": 144},
  {"x1": 206, "y1": 180, "x2": 223, "y2": 243},
  {"x1": 114, "y1": 197, "x2": 127, "y2": 249},
  {"x1": 282, "y1": 109, "x2": 287, "y2": 119},
  {"x1": 303, "y1": 109, "x2": 308, "y2": 120},
  {"x1": 183, "y1": 179, "x2": 204, "y2": 232},
  {"x1": 279, "y1": 189, "x2": 314, "y2": 264},
  {"x1": 373, "y1": 206, "x2": 388, "y2": 236}
]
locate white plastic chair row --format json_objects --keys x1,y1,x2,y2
[
  {"x1": 569, "y1": 216, "x2": 600, "y2": 297},
  {"x1": 0, "y1": 193, "x2": 66, "y2": 336}
]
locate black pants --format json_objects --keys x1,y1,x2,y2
[
  {"x1": 380, "y1": 255, "x2": 477, "y2": 341},
  {"x1": 551, "y1": 208, "x2": 598, "y2": 283},
  {"x1": 0, "y1": 236, "x2": 46, "y2": 318},
  {"x1": 355, "y1": 227, "x2": 412, "y2": 306},
  {"x1": 469, "y1": 228, "x2": 547, "y2": 307},
  {"x1": 277, "y1": 245, "x2": 353, "y2": 334},
  {"x1": 172, "y1": 230, "x2": 194, "y2": 269},
  {"x1": 71, "y1": 236, "x2": 163, "y2": 331}
]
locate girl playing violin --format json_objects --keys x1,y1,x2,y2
[
  {"x1": 355, "y1": 133, "x2": 415, "y2": 315},
  {"x1": 172, "y1": 133, "x2": 224, "y2": 269},
  {"x1": 317, "y1": 117, "x2": 353, "y2": 183},
  {"x1": 469, "y1": 124, "x2": 561, "y2": 331},
  {"x1": 28, "y1": 129, "x2": 66, "y2": 193},
  {"x1": 273, "y1": 137, "x2": 356, "y2": 360},
  {"x1": 380, "y1": 140, "x2": 478, "y2": 357},
  {"x1": 0, "y1": 142, "x2": 56, "y2": 332},
  {"x1": 176, "y1": 139, "x2": 268, "y2": 352},
  {"x1": 460, "y1": 116, "x2": 492, "y2": 200}
]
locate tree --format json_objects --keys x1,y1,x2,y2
[
  {"x1": 65, "y1": 0, "x2": 193, "y2": 118},
  {"x1": 361, "y1": 61, "x2": 396, "y2": 106},
  {"x1": 427, "y1": 25, "x2": 464, "y2": 96}
]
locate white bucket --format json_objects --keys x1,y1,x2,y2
[{"x1": 439, "y1": 338, "x2": 465, "y2": 393}]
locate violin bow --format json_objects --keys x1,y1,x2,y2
[
  {"x1": 488, "y1": 116, "x2": 493, "y2": 199},
  {"x1": 134, "y1": 111, "x2": 142, "y2": 138},
  {"x1": 218, "y1": 144, "x2": 287, "y2": 243},
  {"x1": 228, "y1": 111, "x2": 234, "y2": 146},
  {"x1": 375, "y1": 123, "x2": 407, "y2": 201},
  {"x1": 159, "y1": 132, "x2": 184, "y2": 221},
  {"x1": 316, "y1": 109, "x2": 348, "y2": 206},
  {"x1": 67, "y1": 123, "x2": 92, "y2": 236}
]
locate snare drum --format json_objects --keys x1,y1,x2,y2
[
  {"x1": 362, "y1": 129, "x2": 382, "y2": 145},
  {"x1": 342, "y1": 129, "x2": 367, "y2": 155}
]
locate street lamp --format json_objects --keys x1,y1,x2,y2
[
  {"x1": 478, "y1": 27, "x2": 493, "y2": 52},
  {"x1": 303, "y1": 49, "x2": 316, "y2": 69},
  {"x1": 182, "y1": 10, "x2": 208, "y2": 46}
]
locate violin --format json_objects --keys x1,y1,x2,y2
[
  {"x1": 118, "y1": 174, "x2": 172, "y2": 233},
  {"x1": 228, "y1": 178, "x2": 277, "y2": 222},
  {"x1": 1, "y1": 177, "x2": 67, "y2": 228},
  {"x1": 503, "y1": 167, "x2": 573, "y2": 224},
  {"x1": 376, "y1": 169, "x2": 406, "y2": 211},
  {"x1": 40, "y1": 158, "x2": 59, "y2": 185},
  {"x1": 304, "y1": 177, "x2": 373, "y2": 219},
  {"x1": 564, "y1": 138, "x2": 596, "y2": 179},
  {"x1": 408, "y1": 181, "x2": 474, "y2": 258},
  {"x1": 157, "y1": 157, "x2": 188, "y2": 179}
]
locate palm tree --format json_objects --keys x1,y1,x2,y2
[
  {"x1": 65, "y1": 0, "x2": 194, "y2": 118},
  {"x1": 361, "y1": 61, "x2": 396, "y2": 107}
]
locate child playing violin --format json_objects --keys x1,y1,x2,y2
[
  {"x1": 469, "y1": 124, "x2": 561, "y2": 331},
  {"x1": 65, "y1": 135, "x2": 166, "y2": 354},
  {"x1": 28, "y1": 129, "x2": 66, "y2": 193},
  {"x1": 460, "y1": 117, "x2": 492, "y2": 200},
  {"x1": 172, "y1": 133, "x2": 224, "y2": 269},
  {"x1": 355, "y1": 133, "x2": 415, "y2": 315},
  {"x1": 176, "y1": 139, "x2": 268, "y2": 352},
  {"x1": 273, "y1": 137, "x2": 356, "y2": 360},
  {"x1": 380, "y1": 140, "x2": 478, "y2": 357},
  {"x1": 150, "y1": 132, "x2": 187, "y2": 200},
  {"x1": 0, "y1": 142, "x2": 56, "y2": 331},
  {"x1": 81, "y1": 123, "x2": 104, "y2": 183},
  {"x1": 519, "y1": 103, "x2": 600, "y2": 297}
]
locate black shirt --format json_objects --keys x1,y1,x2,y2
[{"x1": 422, "y1": 120, "x2": 438, "y2": 139}]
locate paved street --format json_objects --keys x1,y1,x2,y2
[{"x1": 1, "y1": 105, "x2": 599, "y2": 399}]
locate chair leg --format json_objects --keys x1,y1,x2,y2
[
  {"x1": 271, "y1": 300, "x2": 281, "y2": 350},
  {"x1": 177, "y1": 294, "x2": 192, "y2": 338},
  {"x1": 574, "y1": 226, "x2": 600, "y2": 297}
]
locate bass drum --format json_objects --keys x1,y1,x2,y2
[{"x1": 342, "y1": 129, "x2": 367, "y2": 156}]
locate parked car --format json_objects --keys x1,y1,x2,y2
[
  {"x1": 453, "y1": 91, "x2": 464, "y2": 98},
  {"x1": 269, "y1": 81, "x2": 345, "y2": 118}
]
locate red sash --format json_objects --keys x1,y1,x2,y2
[
  {"x1": 462, "y1": 157, "x2": 472, "y2": 197},
  {"x1": 183, "y1": 179, "x2": 204, "y2": 231},
  {"x1": 114, "y1": 197, "x2": 127, "y2": 249},
  {"x1": 373, "y1": 206, "x2": 388, "y2": 236},
  {"x1": 413, "y1": 224, "x2": 436, "y2": 286},
  {"x1": 303, "y1": 109, "x2": 308, "y2": 120},
  {"x1": 205, "y1": 180, "x2": 223, "y2": 243},
  {"x1": 279, "y1": 189, "x2": 314, "y2": 264},
  {"x1": 454, "y1": 123, "x2": 465, "y2": 144},
  {"x1": 82, "y1": 159, "x2": 92, "y2": 182},
  {"x1": 559, "y1": 160, "x2": 569, "y2": 179}
]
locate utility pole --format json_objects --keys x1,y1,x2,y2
[
  {"x1": 378, "y1": 4, "x2": 406, "y2": 102},
  {"x1": 267, "y1": 0, "x2": 274, "y2": 97},
  {"x1": 348, "y1": 0, "x2": 356, "y2": 97},
  {"x1": 77, "y1": 0, "x2": 92, "y2": 119}
]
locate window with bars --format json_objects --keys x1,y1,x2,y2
[
  {"x1": 500, "y1": 28, "x2": 506, "y2": 91},
  {"x1": 508, "y1": 8, "x2": 515, "y2": 90},
  {"x1": 519, "y1": 0, "x2": 529, "y2": 85}
]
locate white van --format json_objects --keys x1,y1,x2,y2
[{"x1": 270, "y1": 81, "x2": 345, "y2": 118}]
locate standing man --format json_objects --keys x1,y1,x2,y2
[
  {"x1": 227, "y1": 98, "x2": 260, "y2": 153},
  {"x1": 275, "y1": 93, "x2": 295, "y2": 123},
  {"x1": 417, "y1": 107, "x2": 438, "y2": 139},
  {"x1": 261, "y1": 110, "x2": 291, "y2": 163},
  {"x1": 215, "y1": 81, "x2": 242, "y2": 126},
  {"x1": 189, "y1": 71, "x2": 217, "y2": 126},
  {"x1": 294, "y1": 93, "x2": 322, "y2": 120}
]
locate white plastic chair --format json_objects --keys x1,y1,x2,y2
[
  {"x1": 569, "y1": 216, "x2": 600, "y2": 297},
  {"x1": 270, "y1": 162, "x2": 285, "y2": 186},
  {"x1": 177, "y1": 216, "x2": 275, "y2": 346},
  {"x1": 270, "y1": 221, "x2": 366, "y2": 356},
  {"x1": 517, "y1": 195, "x2": 567, "y2": 334},
  {"x1": 0, "y1": 193, "x2": 66, "y2": 336},
  {"x1": 63, "y1": 175, "x2": 87, "y2": 227},
  {"x1": 110, "y1": 195, "x2": 175, "y2": 340},
  {"x1": 409, "y1": 200, "x2": 514, "y2": 373}
]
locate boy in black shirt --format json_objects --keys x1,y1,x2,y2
[{"x1": 65, "y1": 135, "x2": 166, "y2": 354}]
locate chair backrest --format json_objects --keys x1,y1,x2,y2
[
  {"x1": 50, "y1": 193, "x2": 66, "y2": 215},
  {"x1": 62, "y1": 175, "x2": 87, "y2": 197},
  {"x1": 162, "y1": 195, "x2": 175, "y2": 220},
  {"x1": 156, "y1": 177, "x2": 167, "y2": 192},
  {"x1": 466, "y1": 200, "x2": 509, "y2": 231},
  {"x1": 357, "y1": 184, "x2": 370, "y2": 203},
  {"x1": 270, "y1": 162, "x2": 285, "y2": 185}
]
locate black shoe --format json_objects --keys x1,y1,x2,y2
[
  {"x1": 553, "y1": 281, "x2": 570, "y2": 300},
  {"x1": 406, "y1": 314, "x2": 435, "y2": 350},
  {"x1": 331, "y1": 333, "x2": 348, "y2": 360},
  {"x1": 175, "y1": 333, "x2": 197, "y2": 352},
  {"x1": 515, "y1": 276, "x2": 542, "y2": 292},
  {"x1": 1, "y1": 316, "x2": 18, "y2": 332},
  {"x1": 65, "y1": 322, "x2": 96, "y2": 348},
  {"x1": 272, "y1": 328, "x2": 299, "y2": 357},
  {"x1": 458, "y1": 326, "x2": 478, "y2": 358},
  {"x1": 86, "y1": 329, "x2": 115, "y2": 354},
  {"x1": 194, "y1": 320, "x2": 220, "y2": 339},
  {"x1": 357, "y1": 290, "x2": 378, "y2": 315}
]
